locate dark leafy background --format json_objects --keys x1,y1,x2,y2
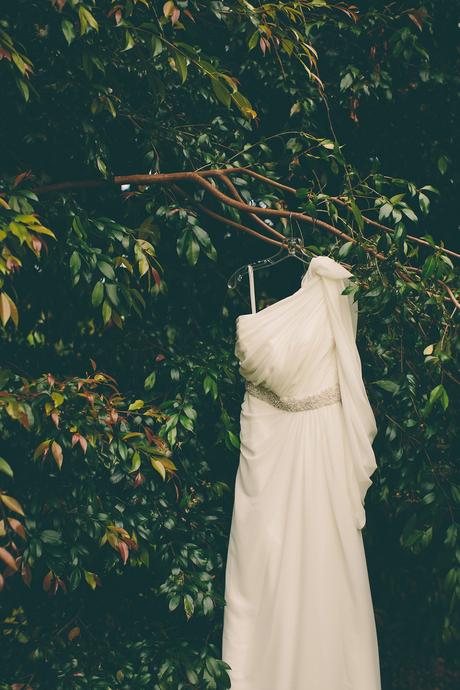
[{"x1": 0, "y1": 2, "x2": 459, "y2": 689}]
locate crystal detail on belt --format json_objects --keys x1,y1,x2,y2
[{"x1": 245, "y1": 381, "x2": 341, "y2": 412}]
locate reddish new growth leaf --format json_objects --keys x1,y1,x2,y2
[
  {"x1": 117, "y1": 540, "x2": 129, "y2": 565},
  {"x1": 21, "y1": 564, "x2": 32, "y2": 587},
  {"x1": 30, "y1": 235, "x2": 43, "y2": 255},
  {"x1": 13, "y1": 170, "x2": 32, "y2": 187},
  {"x1": 68, "y1": 626, "x2": 81, "y2": 641},
  {"x1": 107, "y1": 5, "x2": 123, "y2": 25},
  {"x1": 151, "y1": 266, "x2": 161, "y2": 286},
  {"x1": 0, "y1": 546, "x2": 18, "y2": 571},
  {"x1": 43, "y1": 571, "x2": 52, "y2": 591},
  {"x1": 8, "y1": 518, "x2": 26, "y2": 540},
  {"x1": 71, "y1": 433, "x2": 88, "y2": 454},
  {"x1": 51, "y1": 441, "x2": 63, "y2": 469}
]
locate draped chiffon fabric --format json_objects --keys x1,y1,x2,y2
[{"x1": 221, "y1": 255, "x2": 381, "y2": 690}]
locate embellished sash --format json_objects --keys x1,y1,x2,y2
[{"x1": 245, "y1": 381, "x2": 341, "y2": 412}]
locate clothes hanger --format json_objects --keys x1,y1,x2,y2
[{"x1": 227, "y1": 216, "x2": 316, "y2": 290}]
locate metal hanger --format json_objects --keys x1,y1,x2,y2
[{"x1": 227, "y1": 216, "x2": 316, "y2": 290}]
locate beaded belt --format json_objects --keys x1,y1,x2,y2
[{"x1": 245, "y1": 380, "x2": 341, "y2": 412}]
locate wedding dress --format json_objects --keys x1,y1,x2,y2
[{"x1": 221, "y1": 255, "x2": 381, "y2": 690}]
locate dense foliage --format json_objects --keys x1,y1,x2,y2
[{"x1": 0, "y1": 2, "x2": 459, "y2": 688}]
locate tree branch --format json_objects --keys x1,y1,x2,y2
[
  {"x1": 225, "y1": 167, "x2": 460, "y2": 261},
  {"x1": 29, "y1": 169, "x2": 384, "y2": 259},
  {"x1": 171, "y1": 184, "x2": 284, "y2": 247}
]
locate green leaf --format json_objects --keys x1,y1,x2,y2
[
  {"x1": 437, "y1": 155, "x2": 449, "y2": 175},
  {"x1": 40, "y1": 530, "x2": 62, "y2": 545},
  {"x1": 128, "y1": 399, "x2": 144, "y2": 411},
  {"x1": 186, "y1": 236, "x2": 200, "y2": 266},
  {"x1": 102, "y1": 299, "x2": 112, "y2": 324},
  {"x1": 151, "y1": 458, "x2": 166, "y2": 480},
  {"x1": 179, "y1": 414, "x2": 194, "y2": 431},
  {"x1": 79, "y1": 6, "x2": 98, "y2": 35},
  {"x1": 378, "y1": 203, "x2": 393, "y2": 220},
  {"x1": 144, "y1": 371, "x2": 156, "y2": 390},
  {"x1": 193, "y1": 226, "x2": 217, "y2": 260},
  {"x1": 402, "y1": 207, "x2": 418, "y2": 222},
  {"x1": 203, "y1": 374, "x2": 217, "y2": 398},
  {"x1": 169, "y1": 594, "x2": 181, "y2": 611},
  {"x1": 105, "y1": 283, "x2": 118, "y2": 306},
  {"x1": 338, "y1": 241, "x2": 353, "y2": 258},
  {"x1": 418, "y1": 193, "x2": 430, "y2": 214},
  {"x1": 61, "y1": 19, "x2": 76, "y2": 46},
  {"x1": 70, "y1": 251, "x2": 81, "y2": 276},
  {"x1": 130, "y1": 451, "x2": 141, "y2": 473},
  {"x1": 227, "y1": 431, "x2": 240, "y2": 449},
  {"x1": 151, "y1": 35, "x2": 163, "y2": 57},
  {"x1": 0, "y1": 457, "x2": 13, "y2": 478},
  {"x1": 91, "y1": 281, "x2": 104, "y2": 307},
  {"x1": 121, "y1": 31, "x2": 135, "y2": 52},
  {"x1": 203, "y1": 595, "x2": 214, "y2": 616},
  {"x1": 422, "y1": 255, "x2": 437, "y2": 279},
  {"x1": 211, "y1": 78, "x2": 231, "y2": 108},
  {"x1": 248, "y1": 29, "x2": 259, "y2": 51},
  {"x1": 84, "y1": 570, "x2": 97, "y2": 590},
  {"x1": 429, "y1": 384, "x2": 449, "y2": 410},
  {"x1": 174, "y1": 50, "x2": 188, "y2": 83},
  {"x1": 374, "y1": 380, "x2": 400, "y2": 394},
  {"x1": 444, "y1": 524, "x2": 458, "y2": 548},
  {"x1": 183, "y1": 593, "x2": 194, "y2": 619},
  {"x1": 98, "y1": 261, "x2": 115, "y2": 280},
  {"x1": 340, "y1": 73, "x2": 353, "y2": 90},
  {"x1": 349, "y1": 200, "x2": 364, "y2": 231},
  {"x1": 422, "y1": 492, "x2": 435, "y2": 505}
]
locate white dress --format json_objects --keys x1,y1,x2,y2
[{"x1": 221, "y1": 255, "x2": 381, "y2": 690}]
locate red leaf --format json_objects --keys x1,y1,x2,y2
[
  {"x1": 13, "y1": 171, "x2": 31, "y2": 188},
  {"x1": 43, "y1": 571, "x2": 52, "y2": 591},
  {"x1": 0, "y1": 546, "x2": 17, "y2": 571},
  {"x1": 151, "y1": 267, "x2": 161, "y2": 287},
  {"x1": 51, "y1": 441, "x2": 63, "y2": 469},
  {"x1": 8, "y1": 518, "x2": 26, "y2": 540},
  {"x1": 117, "y1": 541, "x2": 129, "y2": 564},
  {"x1": 31, "y1": 235, "x2": 43, "y2": 254},
  {"x1": 134, "y1": 472, "x2": 144, "y2": 487},
  {"x1": 21, "y1": 564, "x2": 32, "y2": 587},
  {"x1": 68, "y1": 626, "x2": 81, "y2": 641}
]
